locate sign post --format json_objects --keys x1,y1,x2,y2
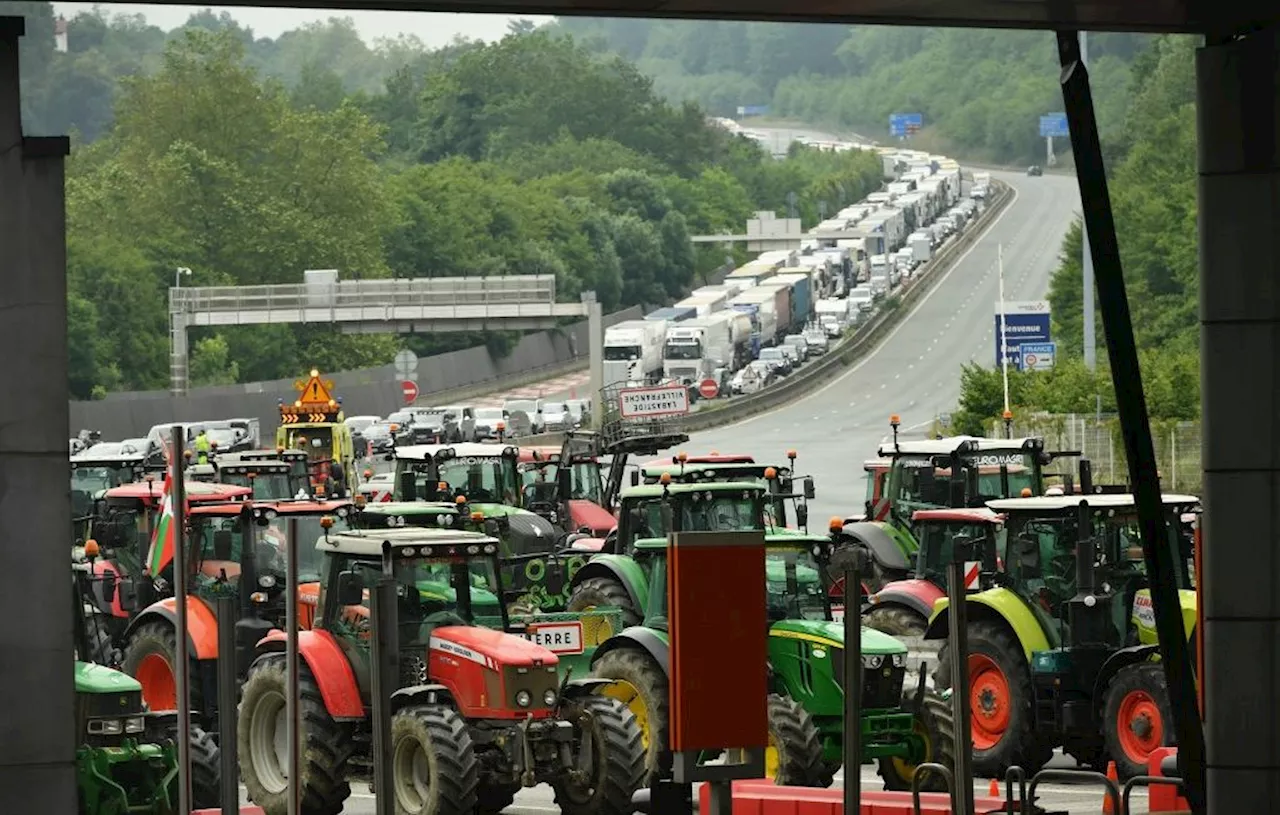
[
  {"x1": 1040, "y1": 112, "x2": 1069, "y2": 166},
  {"x1": 994, "y1": 300, "x2": 1052, "y2": 371},
  {"x1": 394, "y1": 348, "x2": 417, "y2": 380}
]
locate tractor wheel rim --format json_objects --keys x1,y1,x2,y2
[
  {"x1": 600, "y1": 679, "x2": 650, "y2": 751},
  {"x1": 249, "y1": 689, "x2": 289, "y2": 795},
  {"x1": 136, "y1": 653, "x2": 177, "y2": 712},
  {"x1": 890, "y1": 716, "x2": 932, "y2": 781},
  {"x1": 1117, "y1": 690, "x2": 1164, "y2": 761},
  {"x1": 393, "y1": 730, "x2": 433, "y2": 810},
  {"x1": 764, "y1": 734, "x2": 780, "y2": 781},
  {"x1": 967, "y1": 654, "x2": 1011, "y2": 750}
]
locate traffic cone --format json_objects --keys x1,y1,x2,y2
[
  {"x1": 1102, "y1": 761, "x2": 1119, "y2": 814},
  {"x1": 988, "y1": 777, "x2": 1000, "y2": 797}
]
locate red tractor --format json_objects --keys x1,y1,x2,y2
[
  {"x1": 119, "y1": 499, "x2": 355, "y2": 729},
  {"x1": 238, "y1": 526, "x2": 646, "y2": 815}
]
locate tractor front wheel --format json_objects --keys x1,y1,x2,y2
[
  {"x1": 863, "y1": 604, "x2": 927, "y2": 638},
  {"x1": 936, "y1": 620, "x2": 1052, "y2": 777},
  {"x1": 238, "y1": 657, "x2": 354, "y2": 815},
  {"x1": 391, "y1": 704, "x2": 480, "y2": 815},
  {"x1": 121, "y1": 621, "x2": 203, "y2": 717},
  {"x1": 879, "y1": 693, "x2": 956, "y2": 792},
  {"x1": 551, "y1": 695, "x2": 646, "y2": 815},
  {"x1": 567, "y1": 577, "x2": 641, "y2": 628},
  {"x1": 764, "y1": 694, "x2": 827, "y2": 787},
  {"x1": 591, "y1": 647, "x2": 670, "y2": 784},
  {"x1": 1103, "y1": 662, "x2": 1175, "y2": 780}
]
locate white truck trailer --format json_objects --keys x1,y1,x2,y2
[
  {"x1": 661, "y1": 311, "x2": 754, "y2": 384},
  {"x1": 603, "y1": 319, "x2": 668, "y2": 387}
]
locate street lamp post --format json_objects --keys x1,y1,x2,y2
[{"x1": 175, "y1": 266, "x2": 192, "y2": 289}]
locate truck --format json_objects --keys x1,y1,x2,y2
[
  {"x1": 674, "y1": 291, "x2": 727, "y2": 317},
  {"x1": 725, "y1": 264, "x2": 777, "y2": 288},
  {"x1": 909, "y1": 232, "x2": 932, "y2": 263},
  {"x1": 815, "y1": 298, "x2": 851, "y2": 335},
  {"x1": 645, "y1": 306, "x2": 697, "y2": 323},
  {"x1": 603, "y1": 319, "x2": 668, "y2": 386},
  {"x1": 661, "y1": 311, "x2": 754, "y2": 384},
  {"x1": 737, "y1": 282, "x2": 791, "y2": 341},
  {"x1": 275, "y1": 370, "x2": 358, "y2": 495},
  {"x1": 728, "y1": 288, "x2": 782, "y2": 349},
  {"x1": 693, "y1": 282, "x2": 745, "y2": 299},
  {"x1": 766, "y1": 271, "x2": 814, "y2": 327}
]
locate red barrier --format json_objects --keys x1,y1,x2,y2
[
  {"x1": 698, "y1": 780, "x2": 1005, "y2": 815},
  {"x1": 1149, "y1": 747, "x2": 1192, "y2": 813}
]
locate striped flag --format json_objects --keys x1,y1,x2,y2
[{"x1": 146, "y1": 474, "x2": 176, "y2": 576}]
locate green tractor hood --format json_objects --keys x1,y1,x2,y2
[
  {"x1": 770, "y1": 619, "x2": 907, "y2": 656},
  {"x1": 75, "y1": 661, "x2": 143, "y2": 695}
]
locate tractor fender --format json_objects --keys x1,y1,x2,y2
[
  {"x1": 561, "y1": 678, "x2": 615, "y2": 700},
  {"x1": 838, "y1": 522, "x2": 911, "y2": 572},
  {"x1": 922, "y1": 589, "x2": 1052, "y2": 661},
  {"x1": 869, "y1": 579, "x2": 942, "y2": 620},
  {"x1": 255, "y1": 629, "x2": 364, "y2": 719},
  {"x1": 390, "y1": 684, "x2": 456, "y2": 713},
  {"x1": 568, "y1": 555, "x2": 647, "y2": 613},
  {"x1": 591, "y1": 626, "x2": 669, "y2": 676},
  {"x1": 123, "y1": 596, "x2": 219, "y2": 660},
  {"x1": 1092, "y1": 644, "x2": 1159, "y2": 706}
]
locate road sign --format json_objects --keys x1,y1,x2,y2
[
  {"x1": 1040, "y1": 113, "x2": 1069, "y2": 138},
  {"x1": 394, "y1": 349, "x2": 418, "y2": 380},
  {"x1": 521, "y1": 621, "x2": 584, "y2": 655},
  {"x1": 618, "y1": 384, "x2": 690, "y2": 418},
  {"x1": 299, "y1": 374, "x2": 334, "y2": 404},
  {"x1": 400, "y1": 380, "x2": 419, "y2": 404},
  {"x1": 698, "y1": 378, "x2": 720, "y2": 400},
  {"x1": 889, "y1": 113, "x2": 923, "y2": 137},
  {"x1": 995, "y1": 300, "x2": 1051, "y2": 370},
  {"x1": 737, "y1": 105, "x2": 769, "y2": 117},
  {"x1": 1020, "y1": 342, "x2": 1057, "y2": 371}
]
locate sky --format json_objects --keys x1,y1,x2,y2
[{"x1": 51, "y1": 3, "x2": 555, "y2": 47}]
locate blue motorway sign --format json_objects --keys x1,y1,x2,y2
[
  {"x1": 890, "y1": 113, "x2": 924, "y2": 137},
  {"x1": 1040, "y1": 113, "x2": 1069, "y2": 138},
  {"x1": 994, "y1": 300, "x2": 1051, "y2": 370},
  {"x1": 738, "y1": 105, "x2": 770, "y2": 117},
  {"x1": 1019, "y1": 342, "x2": 1057, "y2": 371}
]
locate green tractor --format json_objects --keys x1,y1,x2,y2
[
  {"x1": 572, "y1": 480, "x2": 956, "y2": 789},
  {"x1": 924, "y1": 492, "x2": 1200, "y2": 780},
  {"x1": 634, "y1": 451, "x2": 816, "y2": 532},
  {"x1": 72, "y1": 565, "x2": 221, "y2": 814}
]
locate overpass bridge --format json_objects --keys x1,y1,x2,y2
[
  {"x1": 5, "y1": 3, "x2": 1280, "y2": 813},
  {"x1": 167, "y1": 274, "x2": 602, "y2": 395}
]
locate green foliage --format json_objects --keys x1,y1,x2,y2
[{"x1": 552, "y1": 19, "x2": 1151, "y2": 164}]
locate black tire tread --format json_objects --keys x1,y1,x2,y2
[
  {"x1": 187, "y1": 724, "x2": 222, "y2": 810},
  {"x1": 863, "y1": 604, "x2": 928, "y2": 637},
  {"x1": 766, "y1": 693, "x2": 828, "y2": 788},
  {"x1": 552, "y1": 695, "x2": 647, "y2": 815},
  {"x1": 393, "y1": 704, "x2": 479, "y2": 815},
  {"x1": 238, "y1": 657, "x2": 353, "y2": 815},
  {"x1": 567, "y1": 577, "x2": 641, "y2": 628},
  {"x1": 1102, "y1": 661, "x2": 1175, "y2": 781},
  {"x1": 590, "y1": 647, "x2": 669, "y2": 784}
]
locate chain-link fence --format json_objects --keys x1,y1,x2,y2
[{"x1": 988, "y1": 413, "x2": 1202, "y2": 494}]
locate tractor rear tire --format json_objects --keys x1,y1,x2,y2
[
  {"x1": 188, "y1": 725, "x2": 222, "y2": 810},
  {"x1": 765, "y1": 694, "x2": 828, "y2": 787},
  {"x1": 567, "y1": 577, "x2": 641, "y2": 628},
  {"x1": 552, "y1": 695, "x2": 647, "y2": 815},
  {"x1": 239, "y1": 656, "x2": 353, "y2": 815},
  {"x1": 590, "y1": 647, "x2": 670, "y2": 784},
  {"x1": 879, "y1": 693, "x2": 956, "y2": 792},
  {"x1": 1102, "y1": 661, "x2": 1175, "y2": 781},
  {"x1": 863, "y1": 604, "x2": 927, "y2": 638},
  {"x1": 391, "y1": 704, "x2": 480, "y2": 815},
  {"x1": 121, "y1": 621, "x2": 204, "y2": 719},
  {"x1": 935, "y1": 620, "x2": 1052, "y2": 777}
]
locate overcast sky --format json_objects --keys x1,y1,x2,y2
[{"x1": 51, "y1": 4, "x2": 554, "y2": 47}]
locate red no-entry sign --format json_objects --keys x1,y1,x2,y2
[
  {"x1": 698, "y1": 379, "x2": 719, "y2": 399},
  {"x1": 401, "y1": 380, "x2": 419, "y2": 404}
]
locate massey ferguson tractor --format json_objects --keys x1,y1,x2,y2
[{"x1": 237, "y1": 527, "x2": 646, "y2": 815}]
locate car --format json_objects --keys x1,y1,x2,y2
[
  {"x1": 566, "y1": 398, "x2": 591, "y2": 427},
  {"x1": 502, "y1": 398, "x2": 544, "y2": 434},
  {"x1": 776, "y1": 343, "x2": 802, "y2": 369},
  {"x1": 803, "y1": 329, "x2": 830, "y2": 355},
  {"x1": 472, "y1": 407, "x2": 509, "y2": 440},
  {"x1": 541, "y1": 401, "x2": 573, "y2": 432},
  {"x1": 361, "y1": 421, "x2": 396, "y2": 454},
  {"x1": 783, "y1": 334, "x2": 811, "y2": 361},
  {"x1": 1027, "y1": 165, "x2": 1043, "y2": 176},
  {"x1": 757, "y1": 347, "x2": 792, "y2": 376}
]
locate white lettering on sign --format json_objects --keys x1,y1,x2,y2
[
  {"x1": 521, "y1": 621, "x2": 584, "y2": 654},
  {"x1": 968, "y1": 454, "x2": 1026, "y2": 467},
  {"x1": 1132, "y1": 593, "x2": 1156, "y2": 628},
  {"x1": 619, "y1": 386, "x2": 691, "y2": 418}
]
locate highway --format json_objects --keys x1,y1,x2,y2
[{"x1": 684, "y1": 167, "x2": 1080, "y2": 523}]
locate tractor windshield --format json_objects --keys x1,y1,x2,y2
[
  {"x1": 222, "y1": 471, "x2": 294, "y2": 500},
  {"x1": 915, "y1": 522, "x2": 1003, "y2": 582},
  {"x1": 437, "y1": 456, "x2": 520, "y2": 504},
  {"x1": 678, "y1": 494, "x2": 762, "y2": 533},
  {"x1": 892, "y1": 452, "x2": 1039, "y2": 510},
  {"x1": 765, "y1": 548, "x2": 828, "y2": 622},
  {"x1": 72, "y1": 465, "x2": 133, "y2": 495}
]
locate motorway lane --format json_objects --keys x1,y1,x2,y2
[{"x1": 684, "y1": 170, "x2": 1080, "y2": 523}]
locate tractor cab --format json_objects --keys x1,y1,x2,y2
[
  {"x1": 71, "y1": 441, "x2": 152, "y2": 517},
  {"x1": 393, "y1": 443, "x2": 523, "y2": 506},
  {"x1": 878, "y1": 435, "x2": 1048, "y2": 518},
  {"x1": 637, "y1": 451, "x2": 816, "y2": 531},
  {"x1": 847, "y1": 459, "x2": 891, "y2": 523},
  {"x1": 209, "y1": 460, "x2": 297, "y2": 500},
  {"x1": 518, "y1": 433, "x2": 613, "y2": 536}
]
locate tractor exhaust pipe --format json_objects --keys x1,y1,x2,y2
[
  {"x1": 1079, "y1": 458, "x2": 1094, "y2": 495},
  {"x1": 1075, "y1": 500, "x2": 1096, "y2": 595}
]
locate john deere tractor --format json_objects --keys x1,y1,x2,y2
[{"x1": 924, "y1": 492, "x2": 1199, "y2": 780}]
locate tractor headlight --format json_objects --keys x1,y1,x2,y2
[
  {"x1": 258, "y1": 574, "x2": 277, "y2": 589},
  {"x1": 515, "y1": 690, "x2": 532, "y2": 708},
  {"x1": 87, "y1": 718, "x2": 123, "y2": 735},
  {"x1": 543, "y1": 689, "x2": 558, "y2": 707},
  {"x1": 862, "y1": 654, "x2": 883, "y2": 669},
  {"x1": 891, "y1": 653, "x2": 907, "y2": 668},
  {"x1": 124, "y1": 717, "x2": 145, "y2": 734}
]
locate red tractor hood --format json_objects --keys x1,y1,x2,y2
[
  {"x1": 429, "y1": 625, "x2": 559, "y2": 669},
  {"x1": 567, "y1": 500, "x2": 617, "y2": 537}
]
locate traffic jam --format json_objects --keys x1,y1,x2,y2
[{"x1": 68, "y1": 371, "x2": 1202, "y2": 815}]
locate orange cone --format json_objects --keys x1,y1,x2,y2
[
  {"x1": 1103, "y1": 761, "x2": 1119, "y2": 814},
  {"x1": 989, "y1": 778, "x2": 1000, "y2": 797}
]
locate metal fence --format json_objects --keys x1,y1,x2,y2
[{"x1": 991, "y1": 413, "x2": 1203, "y2": 494}]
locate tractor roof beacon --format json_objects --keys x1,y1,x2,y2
[
  {"x1": 924, "y1": 492, "x2": 1200, "y2": 781},
  {"x1": 237, "y1": 527, "x2": 646, "y2": 815}
]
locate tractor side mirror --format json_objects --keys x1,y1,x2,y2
[
  {"x1": 796, "y1": 504, "x2": 809, "y2": 529},
  {"x1": 557, "y1": 467, "x2": 572, "y2": 500},
  {"x1": 335, "y1": 570, "x2": 365, "y2": 606},
  {"x1": 213, "y1": 530, "x2": 234, "y2": 561},
  {"x1": 630, "y1": 470, "x2": 640, "y2": 487},
  {"x1": 397, "y1": 471, "x2": 417, "y2": 502},
  {"x1": 803, "y1": 478, "x2": 816, "y2": 501},
  {"x1": 117, "y1": 578, "x2": 137, "y2": 613}
]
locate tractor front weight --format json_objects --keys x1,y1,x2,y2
[{"x1": 76, "y1": 740, "x2": 178, "y2": 815}]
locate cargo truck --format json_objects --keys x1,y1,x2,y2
[
  {"x1": 603, "y1": 319, "x2": 668, "y2": 386},
  {"x1": 674, "y1": 291, "x2": 727, "y2": 317},
  {"x1": 728, "y1": 286, "x2": 784, "y2": 348},
  {"x1": 765, "y1": 271, "x2": 814, "y2": 327},
  {"x1": 909, "y1": 233, "x2": 932, "y2": 264},
  {"x1": 661, "y1": 311, "x2": 754, "y2": 384},
  {"x1": 724, "y1": 264, "x2": 777, "y2": 288},
  {"x1": 645, "y1": 306, "x2": 697, "y2": 323}
]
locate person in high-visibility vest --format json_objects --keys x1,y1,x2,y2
[{"x1": 194, "y1": 429, "x2": 211, "y2": 464}]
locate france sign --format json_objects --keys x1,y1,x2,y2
[
  {"x1": 619, "y1": 385, "x2": 690, "y2": 418},
  {"x1": 994, "y1": 300, "x2": 1051, "y2": 370},
  {"x1": 1020, "y1": 342, "x2": 1057, "y2": 371}
]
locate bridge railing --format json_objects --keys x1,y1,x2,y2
[{"x1": 170, "y1": 274, "x2": 559, "y2": 313}]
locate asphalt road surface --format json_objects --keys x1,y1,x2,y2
[{"x1": 684, "y1": 168, "x2": 1080, "y2": 523}]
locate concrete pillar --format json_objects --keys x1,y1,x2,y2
[
  {"x1": 583, "y1": 291, "x2": 604, "y2": 429},
  {"x1": 1197, "y1": 28, "x2": 1280, "y2": 810},
  {"x1": 0, "y1": 15, "x2": 74, "y2": 813}
]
